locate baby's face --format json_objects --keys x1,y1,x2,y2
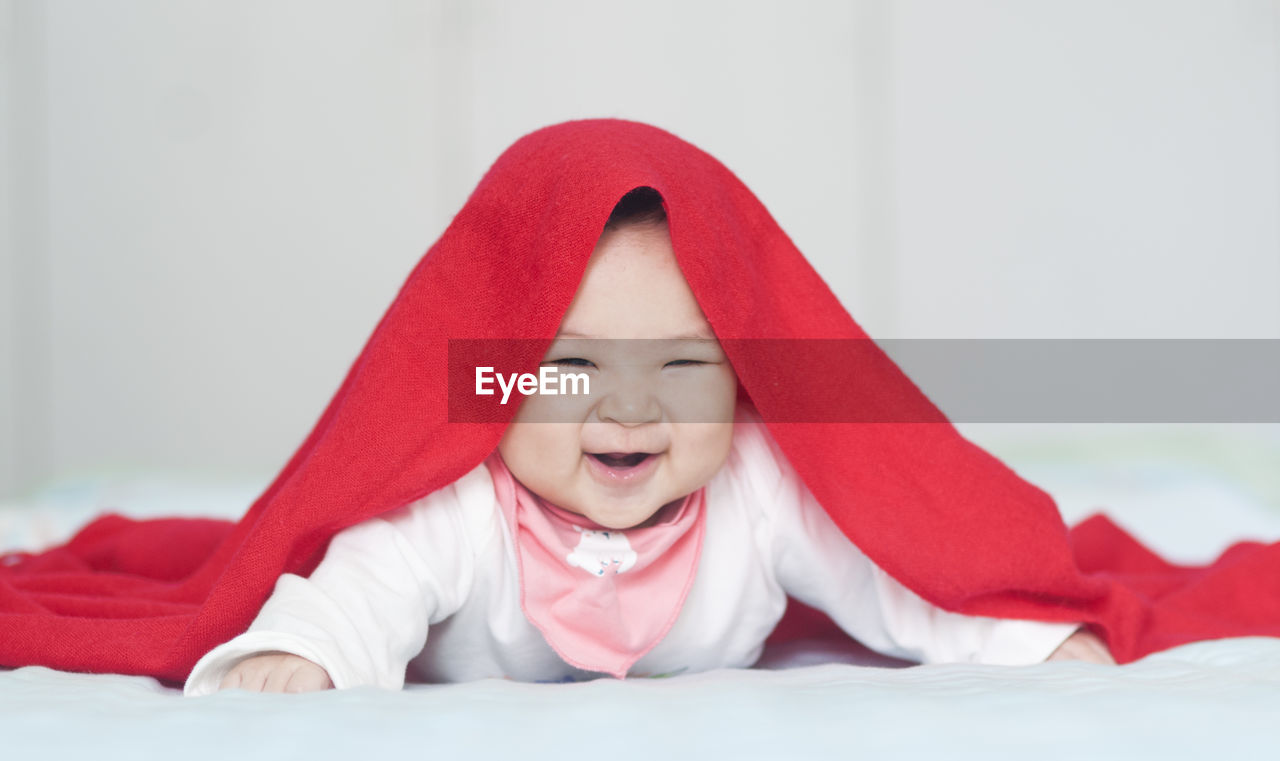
[{"x1": 496, "y1": 220, "x2": 738, "y2": 530}]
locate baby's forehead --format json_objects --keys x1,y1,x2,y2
[
  {"x1": 560, "y1": 225, "x2": 717, "y2": 342},
  {"x1": 556, "y1": 297, "x2": 718, "y2": 342}
]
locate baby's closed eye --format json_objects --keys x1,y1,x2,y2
[
  {"x1": 543, "y1": 358, "x2": 708, "y2": 368},
  {"x1": 547, "y1": 358, "x2": 595, "y2": 368}
]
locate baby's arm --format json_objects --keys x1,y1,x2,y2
[
  {"x1": 771, "y1": 490, "x2": 1084, "y2": 665},
  {"x1": 184, "y1": 465, "x2": 494, "y2": 695},
  {"x1": 745, "y1": 426, "x2": 1101, "y2": 665}
]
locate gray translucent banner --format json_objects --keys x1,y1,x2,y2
[
  {"x1": 447, "y1": 339, "x2": 1280, "y2": 423},
  {"x1": 880, "y1": 339, "x2": 1280, "y2": 423}
]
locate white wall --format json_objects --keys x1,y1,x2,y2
[
  {"x1": 2, "y1": 0, "x2": 1277, "y2": 499},
  {"x1": 889, "y1": 0, "x2": 1280, "y2": 339},
  {"x1": 2, "y1": 0, "x2": 48, "y2": 501},
  {"x1": 0, "y1": 0, "x2": 13, "y2": 503}
]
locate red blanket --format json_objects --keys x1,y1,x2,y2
[{"x1": 3, "y1": 119, "x2": 1277, "y2": 685}]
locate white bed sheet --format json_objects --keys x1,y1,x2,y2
[
  {"x1": 3, "y1": 424, "x2": 1279, "y2": 760},
  {"x1": 4, "y1": 638, "x2": 1280, "y2": 760}
]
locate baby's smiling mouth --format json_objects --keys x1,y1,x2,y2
[
  {"x1": 583, "y1": 450, "x2": 664, "y2": 487},
  {"x1": 587, "y1": 452, "x2": 655, "y2": 469}
]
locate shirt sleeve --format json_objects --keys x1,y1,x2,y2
[
  {"x1": 742, "y1": 422, "x2": 1081, "y2": 666},
  {"x1": 183, "y1": 463, "x2": 498, "y2": 695}
]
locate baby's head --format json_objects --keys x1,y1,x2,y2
[{"x1": 497, "y1": 188, "x2": 739, "y2": 529}]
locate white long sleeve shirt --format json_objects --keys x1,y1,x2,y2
[{"x1": 184, "y1": 413, "x2": 1080, "y2": 695}]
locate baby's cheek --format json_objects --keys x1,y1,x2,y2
[
  {"x1": 675, "y1": 423, "x2": 735, "y2": 480},
  {"x1": 499, "y1": 423, "x2": 561, "y2": 478},
  {"x1": 497, "y1": 423, "x2": 588, "y2": 508},
  {"x1": 669, "y1": 369, "x2": 736, "y2": 424},
  {"x1": 520, "y1": 420, "x2": 575, "y2": 449}
]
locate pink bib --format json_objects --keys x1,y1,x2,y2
[{"x1": 483, "y1": 453, "x2": 707, "y2": 678}]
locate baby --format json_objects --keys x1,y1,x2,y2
[{"x1": 184, "y1": 188, "x2": 1112, "y2": 695}]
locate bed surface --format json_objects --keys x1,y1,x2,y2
[
  {"x1": 4, "y1": 423, "x2": 1279, "y2": 760},
  {"x1": 6, "y1": 638, "x2": 1280, "y2": 760}
]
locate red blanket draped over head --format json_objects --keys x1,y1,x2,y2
[{"x1": 2, "y1": 119, "x2": 1278, "y2": 685}]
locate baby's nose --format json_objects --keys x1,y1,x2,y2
[{"x1": 595, "y1": 380, "x2": 662, "y2": 425}]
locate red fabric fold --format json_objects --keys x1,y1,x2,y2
[{"x1": 2, "y1": 118, "x2": 1278, "y2": 684}]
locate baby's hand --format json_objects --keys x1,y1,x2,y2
[
  {"x1": 1046, "y1": 628, "x2": 1116, "y2": 665},
  {"x1": 217, "y1": 651, "x2": 334, "y2": 693}
]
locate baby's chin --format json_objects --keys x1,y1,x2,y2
[
  {"x1": 577, "y1": 497, "x2": 684, "y2": 531},
  {"x1": 572, "y1": 507, "x2": 657, "y2": 531}
]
